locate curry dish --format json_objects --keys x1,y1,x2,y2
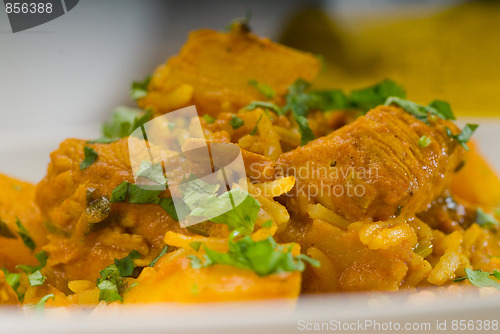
[{"x1": 1, "y1": 23, "x2": 500, "y2": 308}]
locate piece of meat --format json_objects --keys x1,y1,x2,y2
[
  {"x1": 276, "y1": 105, "x2": 465, "y2": 222},
  {"x1": 138, "y1": 27, "x2": 320, "y2": 117},
  {"x1": 35, "y1": 138, "x2": 181, "y2": 284}
]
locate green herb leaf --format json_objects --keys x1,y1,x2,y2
[
  {"x1": 15, "y1": 218, "x2": 35, "y2": 251},
  {"x1": 262, "y1": 220, "x2": 272, "y2": 228},
  {"x1": 418, "y1": 135, "x2": 432, "y2": 148},
  {"x1": 149, "y1": 245, "x2": 168, "y2": 267},
  {"x1": 35, "y1": 250, "x2": 48, "y2": 267},
  {"x1": 309, "y1": 90, "x2": 349, "y2": 110},
  {"x1": 189, "y1": 242, "x2": 202, "y2": 252},
  {"x1": 350, "y1": 79, "x2": 406, "y2": 112},
  {"x1": 110, "y1": 181, "x2": 180, "y2": 220},
  {"x1": 446, "y1": 124, "x2": 479, "y2": 151},
  {"x1": 230, "y1": 115, "x2": 244, "y2": 129},
  {"x1": 250, "y1": 113, "x2": 264, "y2": 136},
  {"x1": 223, "y1": 12, "x2": 252, "y2": 33},
  {"x1": 428, "y1": 100, "x2": 456, "y2": 120},
  {"x1": 35, "y1": 294, "x2": 54, "y2": 312},
  {"x1": 115, "y1": 250, "x2": 140, "y2": 277},
  {"x1": 245, "y1": 101, "x2": 283, "y2": 115},
  {"x1": 80, "y1": 147, "x2": 98, "y2": 170},
  {"x1": 97, "y1": 278, "x2": 122, "y2": 303},
  {"x1": 97, "y1": 250, "x2": 141, "y2": 303},
  {"x1": 16, "y1": 250, "x2": 49, "y2": 287},
  {"x1": 248, "y1": 80, "x2": 275, "y2": 99},
  {"x1": 295, "y1": 115, "x2": 316, "y2": 146},
  {"x1": 202, "y1": 114, "x2": 215, "y2": 124},
  {"x1": 462, "y1": 268, "x2": 500, "y2": 290},
  {"x1": 98, "y1": 107, "x2": 153, "y2": 143},
  {"x1": 284, "y1": 78, "x2": 313, "y2": 117},
  {"x1": 0, "y1": 218, "x2": 17, "y2": 239},
  {"x1": 190, "y1": 235, "x2": 319, "y2": 277},
  {"x1": 187, "y1": 255, "x2": 203, "y2": 269},
  {"x1": 186, "y1": 225, "x2": 210, "y2": 237},
  {"x1": 384, "y1": 97, "x2": 477, "y2": 150},
  {"x1": 28, "y1": 270, "x2": 45, "y2": 286},
  {"x1": 135, "y1": 161, "x2": 167, "y2": 187},
  {"x1": 181, "y1": 178, "x2": 260, "y2": 236},
  {"x1": 2, "y1": 267, "x2": 21, "y2": 300},
  {"x1": 130, "y1": 76, "x2": 151, "y2": 101},
  {"x1": 87, "y1": 137, "x2": 116, "y2": 144},
  {"x1": 283, "y1": 79, "x2": 320, "y2": 145},
  {"x1": 476, "y1": 208, "x2": 500, "y2": 229},
  {"x1": 384, "y1": 97, "x2": 429, "y2": 123}
]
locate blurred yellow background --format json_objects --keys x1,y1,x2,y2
[{"x1": 280, "y1": 1, "x2": 500, "y2": 116}]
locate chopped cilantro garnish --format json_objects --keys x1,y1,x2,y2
[
  {"x1": 454, "y1": 268, "x2": 500, "y2": 291},
  {"x1": 187, "y1": 255, "x2": 203, "y2": 269},
  {"x1": 28, "y1": 270, "x2": 45, "y2": 286},
  {"x1": 223, "y1": 12, "x2": 252, "y2": 33},
  {"x1": 248, "y1": 80, "x2": 275, "y2": 99},
  {"x1": 186, "y1": 225, "x2": 210, "y2": 237},
  {"x1": 1, "y1": 267, "x2": 22, "y2": 301},
  {"x1": 93, "y1": 107, "x2": 153, "y2": 143},
  {"x1": 115, "y1": 250, "x2": 141, "y2": 277},
  {"x1": 130, "y1": 75, "x2": 151, "y2": 101},
  {"x1": 180, "y1": 178, "x2": 259, "y2": 236},
  {"x1": 418, "y1": 135, "x2": 432, "y2": 148},
  {"x1": 384, "y1": 97, "x2": 477, "y2": 151},
  {"x1": 250, "y1": 114, "x2": 264, "y2": 136},
  {"x1": 350, "y1": 79, "x2": 406, "y2": 113},
  {"x1": 446, "y1": 124, "x2": 478, "y2": 151},
  {"x1": 181, "y1": 176, "x2": 319, "y2": 276},
  {"x1": 428, "y1": 100, "x2": 456, "y2": 120},
  {"x1": 191, "y1": 234, "x2": 319, "y2": 276},
  {"x1": 283, "y1": 79, "x2": 317, "y2": 145},
  {"x1": 0, "y1": 218, "x2": 17, "y2": 239},
  {"x1": 15, "y1": 218, "x2": 35, "y2": 251},
  {"x1": 230, "y1": 115, "x2": 244, "y2": 129},
  {"x1": 262, "y1": 220, "x2": 273, "y2": 228},
  {"x1": 16, "y1": 250, "x2": 48, "y2": 287},
  {"x1": 245, "y1": 101, "x2": 283, "y2": 115},
  {"x1": 135, "y1": 161, "x2": 167, "y2": 187},
  {"x1": 97, "y1": 250, "x2": 140, "y2": 303},
  {"x1": 476, "y1": 208, "x2": 500, "y2": 229},
  {"x1": 35, "y1": 294, "x2": 55, "y2": 313},
  {"x1": 80, "y1": 147, "x2": 98, "y2": 170},
  {"x1": 149, "y1": 245, "x2": 168, "y2": 267},
  {"x1": 384, "y1": 97, "x2": 431, "y2": 123},
  {"x1": 189, "y1": 241, "x2": 202, "y2": 252},
  {"x1": 295, "y1": 115, "x2": 316, "y2": 146},
  {"x1": 202, "y1": 114, "x2": 215, "y2": 124},
  {"x1": 110, "y1": 181, "x2": 179, "y2": 220},
  {"x1": 309, "y1": 90, "x2": 350, "y2": 110},
  {"x1": 284, "y1": 78, "x2": 314, "y2": 117}
]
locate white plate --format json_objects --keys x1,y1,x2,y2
[{"x1": 1, "y1": 118, "x2": 500, "y2": 334}]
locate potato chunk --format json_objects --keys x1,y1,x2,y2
[
  {"x1": 124, "y1": 256, "x2": 300, "y2": 303},
  {"x1": 139, "y1": 28, "x2": 320, "y2": 116},
  {"x1": 0, "y1": 174, "x2": 45, "y2": 271}
]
